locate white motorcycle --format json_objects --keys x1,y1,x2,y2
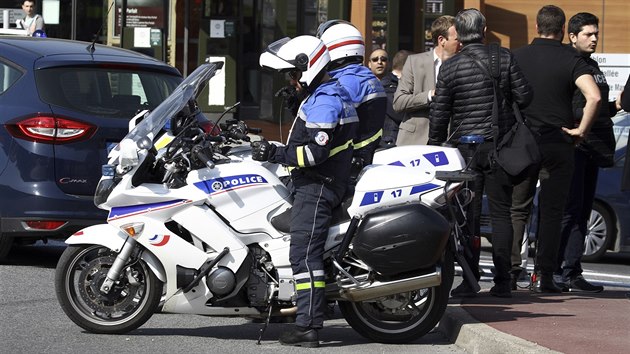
[{"x1": 55, "y1": 62, "x2": 476, "y2": 343}]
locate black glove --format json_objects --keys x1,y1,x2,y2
[{"x1": 251, "y1": 140, "x2": 276, "y2": 161}]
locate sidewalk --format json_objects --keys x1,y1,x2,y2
[{"x1": 438, "y1": 284, "x2": 630, "y2": 353}]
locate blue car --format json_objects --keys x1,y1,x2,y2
[
  {"x1": 0, "y1": 36, "x2": 182, "y2": 260},
  {"x1": 481, "y1": 112, "x2": 630, "y2": 262}
]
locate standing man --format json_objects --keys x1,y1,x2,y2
[
  {"x1": 257, "y1": 35, "x2": 359, "y2": 347},
  {"x1": 430, "y1": 8, "x2": 533, "y2": 298},
  {"x1": 368, "y1": 48, "x2": 389, "y2": 80},
  {"x1": 18, "y1": 1, "x2": 45, "y2": 36},
  {"x1": 394, "y1": 15, "x2": 460, "y2": 146},
  {"x1": 513, "y1": 5, "x2": 601, "y2": 293},
  {"x1": 378, "y1": 49, "x2": 413, "y2": 146},
  {"x1": 557, "y1": 12, "x2": 618, "y2": 293},
  {"x1": 317, "y1": 20, "x2": 387, "y2": 167}
]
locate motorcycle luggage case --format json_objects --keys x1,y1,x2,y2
[{"x1": 353, "y1": 203, "x2": 450, "y2": 276}]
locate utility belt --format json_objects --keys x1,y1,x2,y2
[{"x1": 291, "y1": 168, "x2": 334, "y2": 185}]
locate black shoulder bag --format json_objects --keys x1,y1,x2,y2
[{"x1": 466, "y1": 43, "x2": 540, "y2": 176}]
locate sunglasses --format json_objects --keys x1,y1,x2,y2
[{"x1": 370, "y1": 56, "x2": 388, "y2": 63}]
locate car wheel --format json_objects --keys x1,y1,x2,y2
[{"x1": 582, "y1": 201, "x2": 614, "y2": 262}]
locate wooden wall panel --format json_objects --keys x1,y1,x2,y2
[{"x1": 481, "y1": 1, "x2": 630, "y2": 53}]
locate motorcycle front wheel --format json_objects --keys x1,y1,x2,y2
[
  {"x1": 338, "y1": 251, "x2": 454, "y2": 343},
  {"x1": 55, "y1": 244, "x2": 163, "y2": 334}
]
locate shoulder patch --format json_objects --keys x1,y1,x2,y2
[{"x1": 315, "y1": 131, "x2": 329, "y2": 146}]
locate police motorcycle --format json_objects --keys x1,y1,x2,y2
[{"x1": 55, "y1": 60, "x2": 476, "y2": 344}]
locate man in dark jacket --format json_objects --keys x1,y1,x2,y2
[
  {"x1": 430, "y1": 8, "x2": 533, "y2": 298},
  {"x1": 513, "y1": 5, "x2": 601, "y2": 293},
  {"x1": 556, "y1": 12, "x2": 617, "y2": 293},
  {"x1": 377, "y1": 49, "x2": 413, "y2": 146}
]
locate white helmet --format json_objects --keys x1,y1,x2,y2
[
  {"x1": 259, "y1": 35, "x2": 330, "y2": 90},
  {"x1": 316, "y1": 20, "x2": 365, "y2": 63}
]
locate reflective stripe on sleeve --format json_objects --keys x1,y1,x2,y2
[
  {"x1": 304, "y1": 146, "x2": 316, "y2": 166},
  {"x1": 296, "y1": 146, "x2": 306, "y2": 167},
  {"x1": 329, "y1": 139, "x2": 354, "y2": 157},
  {"x1": 359, "y1": 91, "x2": 387, "y2": 105},
  {"x1": 354, "y1": 129, "x2": 383, "y2": 150}
]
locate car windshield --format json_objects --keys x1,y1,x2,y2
[{"x1": 123, "y1": 62, "x2": 223, "y2": 146}]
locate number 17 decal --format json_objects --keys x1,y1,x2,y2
[
  {"x1": 391, "y1": 189, "x2": 402, "y2": 198},
  {"x1": 409, "y1": 159, "x2": 421, "y2": 167}
]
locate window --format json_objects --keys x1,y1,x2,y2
[
  {"x1": 35, "y1": 67, "x2": 180, "y2": 118},
  {"x1": 0, "y1": 61, "x2": 22, "y2": 94}
]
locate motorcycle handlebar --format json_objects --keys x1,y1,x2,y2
[
  {"x1": 192, "y1": 145, "x2": 215, "y2": 169},
  {"x1": 205, "y1": 135, "x2": 224, "y2": 143},
  {"x1": 229, "y1": 129, "x2": 250, "y2": 142}
]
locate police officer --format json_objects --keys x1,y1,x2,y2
[
  {"x1": 256, "y1": 35, "x2": 359, "y2": 347},
  {"x1": 317, "y1": 20, "x2": 387, "y2": 168}
]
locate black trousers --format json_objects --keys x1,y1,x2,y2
[
  {"x1": 510, "y1": 164, "x2": 539, "y2": 273},
  {"x1": 534, "y1": 142, "x2": 575, "y2": 275},
  {"x1": 289, "y1": 176, "x2": 341, "y2": 329},
  {"x1": 557, "y1": 149, "x2": 599, "y2": 281},
  {"x1": 471, "y1": 143, "x2": 514, "y2": 285}
]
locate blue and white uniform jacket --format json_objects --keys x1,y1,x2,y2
[
  {"x1": 329, "y1": 64, "x2": 387, "y2": 163},
  {"x1": 269, "y1": 79, "x2": 359, "y2": 187}
]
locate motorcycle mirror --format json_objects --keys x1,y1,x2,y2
[
  {"x1": 128, "y1": 110, "x2": 150, "y2": 132},
  {"x1": 119, "y1": 138, "x2": 139, "y2": 170},
  {"x1": 137, "y1": 136, "x2": 153, "y2": 150}
]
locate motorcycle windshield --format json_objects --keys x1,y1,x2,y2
[{"x1": 121, "y1": 62, "x2": 223, "y2": 148}]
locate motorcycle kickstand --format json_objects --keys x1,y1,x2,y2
[{"x1": 256, "y1": 303, "x2": 274, "y2": 345}]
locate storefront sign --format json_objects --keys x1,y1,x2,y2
[
  {"x1": 114, "y1": 0, "x2": 165, "y2": 37},
  {"x1": 590, "y1": 53, "x2": 630, "y2": 99}
]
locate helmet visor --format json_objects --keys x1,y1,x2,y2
[
  {"x1": 315, "y1": 19, "x2": 353, "y2": 38},
  {"x1": 266, "y1": 37, "x2": 291, "y2": 55}
]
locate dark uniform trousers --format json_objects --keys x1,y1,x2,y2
[{"x1": 289, "y1": 174, "x2": 342, "y2": 329}]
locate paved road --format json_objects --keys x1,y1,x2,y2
[{"x1": 0, "y1": 241, "x2": 465, "y2": 354}]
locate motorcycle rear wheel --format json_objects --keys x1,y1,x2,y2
[
  {"x1": 55, "y1": 244, "x2": 163, "y2": 334},
  {"x1": 338, "y1": 251, "x2": 454, "y2": 343}
]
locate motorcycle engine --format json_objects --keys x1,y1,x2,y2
[{"x1": 205, "y1": 267, "x2": 236, "y2": 296}]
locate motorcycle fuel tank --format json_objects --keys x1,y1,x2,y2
[{"x1": 352, "y1": 203, "x2": 450, "y2": 276}]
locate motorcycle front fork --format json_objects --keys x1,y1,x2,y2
[{"x1": 100, "y1": 237, "x2": 138, "y2": 294}]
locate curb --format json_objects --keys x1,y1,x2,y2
[{"x1": 437, "y1": 304, "x2": 561, "y2": 354}]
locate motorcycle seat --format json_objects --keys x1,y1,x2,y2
[{"x1": 270, "y1": 196, "x2": 353, "y2": 233}]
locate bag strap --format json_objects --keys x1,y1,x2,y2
[{"x1": 463, "y1": 44, "x2": 502, "y2": 150}]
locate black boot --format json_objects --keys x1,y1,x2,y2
[
  {"x1": 279, "y1": 326, "x2": 319, "y2": 348},
  {"x1": 533, "y1": 272, "x2": 563, "y2": 293}
]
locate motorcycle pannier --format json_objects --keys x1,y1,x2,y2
[{"x1": 352, "y1": 203, "x2": 450, "y2": 276}]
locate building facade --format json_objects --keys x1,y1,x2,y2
[{"x1": 1, "y1": 0, "x2": 628, "y2": 121}]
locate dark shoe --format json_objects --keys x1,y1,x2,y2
[
  {"x1": 532, "y1": 272, "x2": 563, "y2": 293},
  {"x1": 279, "y1": 326, "x2": 319, "y2": 348},
  {"x1": 510, "y1": 274, "x2": 517, "y2": 291},
  {"x1": 568, "y1": 275, "x2": 603, "y2": 293},
  {"x1": 450, "y1": 281, "x2": 478, "y2": 298},
  {"x1": 490, "y1": 283, "x2": 512, "y2": 298}
]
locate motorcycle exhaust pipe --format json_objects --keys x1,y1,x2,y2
[{"x1": 338, "y1": 267, "x2": 442, "y2": 302}]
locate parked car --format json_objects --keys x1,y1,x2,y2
[
  {"x1": 481, "y1": 112, "x2": 630, "y2": 262},
  {"x1": 0, "y1": 36, "x2": 183, "y2": 260}
]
